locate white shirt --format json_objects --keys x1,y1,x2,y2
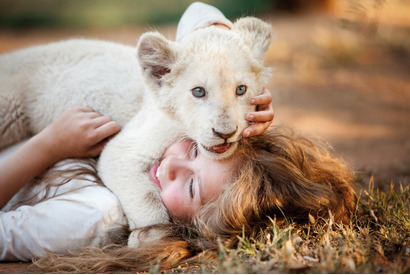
[{"x1": 0, "y1": 141, "x2": 127, "y2": 261}]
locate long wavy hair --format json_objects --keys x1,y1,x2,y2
[{"x1": 34, "y1": 125, "x2": 357, "y2": 272}]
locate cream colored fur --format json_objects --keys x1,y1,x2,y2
[{"x1": 0, "y1": 17, "x2": 272, "y2": 247}]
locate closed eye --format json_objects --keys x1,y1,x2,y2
[
  {"x1": 189, "y1": 178, "x2": 194, "y2": 199},
  {"x1": 189, "y1": 143, "x2": 199, "y2": 160}
]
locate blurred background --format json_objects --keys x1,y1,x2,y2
[
  {"x1": 0, "y1": 0, "x2": 333, "y2": 28},
  {"x1": 0, "y1": 0, "x2": 409, "y2": 190}
]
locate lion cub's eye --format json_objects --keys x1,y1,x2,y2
[
  {"x1": 236, "y1": 85, "x2": 247, "y2": 96},
  {"x1": 192, "y1": 87, "x2": 206, "y2": 98}
]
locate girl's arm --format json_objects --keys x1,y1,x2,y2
[
  {"x1": 0, "y1": 106, "x2": 120, "y2": 209},
  {"x1": 243, "y1": 87, "x2": 274, "y2": 137},
  {"x1": 0, "y1": 175, "x2": 126, "y2": 261}
]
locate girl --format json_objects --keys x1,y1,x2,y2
[{"x1": 34, "y1": 124, "x2": 357, "y2": 273}]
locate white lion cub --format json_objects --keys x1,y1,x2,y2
[{"x1": 0, "y1": 17, "x2": 272, "y2": 247}]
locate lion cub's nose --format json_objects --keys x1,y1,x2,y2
[{"x1": 212, "y1": 127, "x2": 238, "y2": 140}]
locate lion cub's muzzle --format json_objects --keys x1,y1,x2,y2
[{"x1": 201, "y1": 126, "x2": 239, "y2": 154}]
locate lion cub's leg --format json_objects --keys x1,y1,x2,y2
[
  {"x1": 0, "y1": 91, "x2": 31, "y2": 150},
  {"x1": 98, "y1": 110, "x2": 180, "y2": 247}
]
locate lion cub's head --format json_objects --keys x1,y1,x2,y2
[{"x1": 138, "y1": 17, "x2": 272, "y2": 159}]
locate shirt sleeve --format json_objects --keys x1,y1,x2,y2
[
  {"x1": 176, "y1": 2, "x2": 233, "y2": 41},
  {"x1": 0, "y1": 180, "x2": 127, "y2": 261}
]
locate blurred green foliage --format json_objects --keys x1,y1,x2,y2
[{"x1": 0, "y1": 0, "x2": 275, "y2": 29}]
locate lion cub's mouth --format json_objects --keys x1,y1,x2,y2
[{"x1": 202, "y1": 142, "x2": 232, "y2": 154}]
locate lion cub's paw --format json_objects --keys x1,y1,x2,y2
[{"x1": 127, "y1": 227, "x2": 167, "y2": 248}]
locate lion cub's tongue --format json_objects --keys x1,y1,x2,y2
[{"x1": 212, "y1": 143, "x2": 230, "y2": 154}]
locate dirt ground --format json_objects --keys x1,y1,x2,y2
[{"x1": 0, "y1": 0, "x2": 409, "y2": 273}]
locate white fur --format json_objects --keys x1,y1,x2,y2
[{"x1": 0, "y1": 17, "x2": 272, "y2": 247}]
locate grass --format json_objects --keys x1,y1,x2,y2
[
  {"x1": 216, "y1": 180, "x2": 409, "y2": 273},
  {"x1": 165, "y1": 179, "x2": 409, "y2": 273}
]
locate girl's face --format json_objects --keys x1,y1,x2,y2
[{"x1": 149, "y1": 139, "x2": 237, "y2": 221}]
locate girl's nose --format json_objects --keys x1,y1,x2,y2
[{"x1": 165, "y1": 157, "x2": 189, "y2": 182}]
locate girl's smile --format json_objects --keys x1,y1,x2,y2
[{"x1": 150, "y1": 162, "x2": 162, "y2": 191}]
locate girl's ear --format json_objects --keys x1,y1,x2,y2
[
  {"x1": 232, "y1": 17, "x2": 273, "y2": 60},
  {"x1": 137, "y1": 32, "x2": 177, "y2": 88}
]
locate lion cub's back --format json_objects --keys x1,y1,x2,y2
[{"x1": 0, "y1": 39, "x2": 145, "y2": 132}]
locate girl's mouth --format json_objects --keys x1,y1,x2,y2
[{"x1": 150, "y1": 162, "x2": 162, "y2": 191}]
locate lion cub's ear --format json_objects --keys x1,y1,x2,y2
[
  {"x1": 137, "y1": 32, "x2": 177, "y2": 88},
  {"x1": 232, "y1": 17, "x2": 272, "y2": 60}
]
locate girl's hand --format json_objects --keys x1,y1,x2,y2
[
  {"x1": 39, "y1": 106, "x2": 121, "y2": 160},
  {"x1": 243, "y1": 88, "x2": 274, "y2": 138},
  {"x1": 0, "y1": 106, "x2": 120, "y2": 208}
]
